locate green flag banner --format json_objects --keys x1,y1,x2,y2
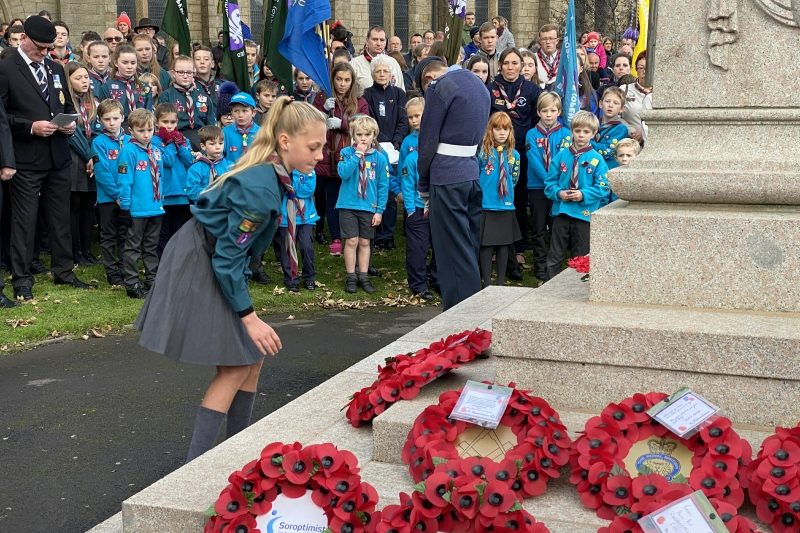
[
  {"x1": 443, "y1": 0, "x2": 466, "y2": 66},
  {"x1": 262, "y1": 0, "x2": 293, "y2": 91},
  {"x1": 220, "y1": 0, "x2": 251, "y2": 92},
  {"x1": 162, "y1": 0, "x2": 192, "y2": 57}
]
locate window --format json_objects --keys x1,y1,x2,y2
[
  {"x1": 148, "y1": 0, "x2": 166, "y2": 27},
  {"x1": 394, "y1": 0, "x2": 408, "y2": 48},
  {"x1": 474, "y1": 0, "x2": 488, "y2": 26},
  {"x1": 250, "y1": 0, "x2": 264, "y2": 45},
  {"x1": 116, "y1": 4, "x2": 137, "y2": 26},
  {"x1": 498, "y1": 0, "x2": 512, "y2": 29},
  {"x1": 369, "y1": 0, "x2": 384, "y2": 28}
]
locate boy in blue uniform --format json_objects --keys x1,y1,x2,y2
[
  {"x1": 279, "y1": 170, "x2": 318, "y2": 292},
  {"x1": 118, "y1": 108, "x2": 166, "y2": 298},
  {"x1": 337, "y1": 115, "x2": 390, "y2": 294},
  {"x1": 398, "y1": 97, "x2": 424, "y2": 173},
  {"x1": 544, "y1": 111, "x2": 610, "y2": 281},
  {"x1": 591, "y1": 87, "x2": 629, "y2": 170},
  {"x1": 153, "y1": 103, "x2": 195, "y2": 255},
  {"x1": 158, "y1": 55, "x2": 216, "y2": 150},
  {"x1": 187, "y1": 126, "x2": 231, "y2": 202},
  {"x1": 92, "y1": 100, "x2": 129, "y2": 286},
  {"x1": 223, "y1": 92, "x2": 260, "y2": 165},
  {"x1": 525, "y1": 92, "x2": 570, "y2": 280}
]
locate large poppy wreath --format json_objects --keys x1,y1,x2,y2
[
  {"x1": 402, "y1": 383, "x2": 571, "y2": 499},
  {"x1": 373, "y1": 466, "x2": 551, "y2": 533},
  {"x1": 569, "y1": 392, "x2": 758, "y2": 533},
  {"x1": 345, "y1": 329, "x2": 492, "y2": 427},
  {"x1": 745, "y1": 422, "x2": 800, "y2": 533},
  {"x1": 205, "y1": 442, "x2": 378, "y2": 533}
]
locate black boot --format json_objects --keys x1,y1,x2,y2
[
  {"x1": 344, "y1": 273, "x2": 357, "y2": 293},
  {"x1": 226, "y1": 390, "x2": 256, "y2": 439},
  {"x1": 358, "y1": 272, "x2": 375, "y2": 294},
  {"x1": 185, "y1": 406, "x2": 226, "y2": 463}
]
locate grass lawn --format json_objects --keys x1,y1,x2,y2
[{"x1": 1, "y1": 230, "x2": 542, "y2": 352}]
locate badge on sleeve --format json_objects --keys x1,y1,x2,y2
[
  {"x1": 238, "y1": 219, "x2": 260, "y2": 233},
  {"x1": 92, "y1": 154, "x2": 100, "y2": 164},
  {"x1": 53, "y1": 74, "x2": 62, "y2": 89},
  {"x1": 118, "y1": 164, "x2": 128, "y2": 174},
  {"x1": 236, "y1": 233, "x2": 250, "y2": 245}
]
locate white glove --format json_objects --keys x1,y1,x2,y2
[
  {"x1": 418, "y1": 191, "x2": 430, "y2": 217},
  {"x1": 326, "y1": 117, "x2": 342, "y2": 130},
  {"x1": 323, "y1": 97, "x2": 336, "y2": 111}
]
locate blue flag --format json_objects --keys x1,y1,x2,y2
[
  {"x1": 554, "y1": 0, "x2": 580, "y2": 127},
  {"x1": 278, "y1": 0, "x2": 333, "y2": 98}
]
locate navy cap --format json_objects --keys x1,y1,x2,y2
[{"x1": 415, "y1": 56, "x2": 447, "y2": 93}]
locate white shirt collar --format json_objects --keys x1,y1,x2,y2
[{"x1": 17, "y1": 47, "x2": 42, "y2": 68}]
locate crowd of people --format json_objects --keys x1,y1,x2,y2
[{"x1": 0, "y1": 12, "x2": 651, "y2": 312}]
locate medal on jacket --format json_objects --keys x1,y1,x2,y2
[{"x1": 59, "y1": 91, "x2": 65, "y2": 105}]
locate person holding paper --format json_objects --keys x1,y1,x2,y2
[{"x1": 0, "y1": 16, "x2": 95, "y2": 301}]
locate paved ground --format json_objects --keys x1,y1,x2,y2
[{"x1": 0, "y1": 306, "x2": 439, "y2": 533}]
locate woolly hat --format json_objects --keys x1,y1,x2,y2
[
  {"x1": 586, "y1": 31, "x2": 601, "y2": 43},
  {"x1": 469, "y1": 26, "x2": 480, "y2": 40},
  {"x1": 116, "y1": 12, "x2": 132, "y2": 29},
  {"x1": 24, "y1": 16, "x2": 56, "y2": 43},
  {"x1": 217, "y1": 81, "x2": 239, "y2": 119}
]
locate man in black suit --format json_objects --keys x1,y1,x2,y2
[
  {"x1": 0, "y1": 98, "x2": 18, "y2": 307},
  {"x1": 0, "y1": 16, "x2": 93, "y2": 300}
]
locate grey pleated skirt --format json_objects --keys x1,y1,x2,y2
[
  {"x1": 480, "y1": 210, "x2": 522, "y2": 246},
  {"x1": 134, "y1": 218, "x2": 264, "y2": 366}
]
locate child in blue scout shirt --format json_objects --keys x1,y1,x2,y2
[
  {"x1": 398, "y1": 97, "x2": 424, "y2": 174},
  {"x1": 336, "y1": 115, "x2": 389, "y2": 295},
  {"x1": 278, "y1": 169, "x2": 318, "y2": 292},
  {"x1": 187, "y1": 126, "x2": 231, "y2": 202},
  {"x1": 254, "y1": 80, "x2": 278, "y2": 126},
  {"x1": 135, "y1": 97, "x2": 326, "y2": 463},
  {"x1": 118, "y1": 108, "x2": 166, "y2": 299},
  {"x1": 99, "y1": 44, "x2": 154, "y2": 124},
  {"x1": 153, "y1": 103, "x2": 195, "y2": 255},
  {"x1": 93, "y1": 99, "x2": 130, "y2": 287},
  {"x1": 544, "y1": 110, "x2": 610, "y2": 281},
  {"x1": 592, "y1": 86, "x2": 629, "y2": 170},
  {"x1": 158, "y1": 55, "x2": 216, "y2": 150},
  {"x1": 223, "y1": 92, "x2": 260, "y2": 165},
  {"x1": 525, "y1": 92, "x2": 570, "y2": 280},
  {"x1": 478, "y1": 112, "x2": 521, "y2": 288}
]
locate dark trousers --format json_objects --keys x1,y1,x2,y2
[
  {"x1": 1, "y1": 181, "x2": 9, "y2": 269},
  {"x1": 527, "y1": 188, "x2": 552, "y2": 272},
  {"x1": 513, "y1": 156, "x2": 529, "y2": 254},
  {"x1": 124, "y1": 216, "x2": 162, "y2": 288},
  {"x1": 322, "y1": 177, "x2": 341, "y2": 241},
  {"x1": 314, "y1": 178, "x2": 327, "y2": 236},
  {"x1": 158, "y1": 204, "x2": 192, "y2": 257},
  {"x1": 405, "y1": 208, "x2": 437, "y2": 294},
  {"x1": 377, "y1": 196, "x2": 398, "y2": 243},
  {"x1": 248, "y1": 234, "x2": 281, "y2": 275},
  {"x1": 9, "y1": 167, "x2": 76, "y2": 288},
  {"x1": 429, "y1": 181, "x2": 482, "y2": 311},
  {"x1": 279, "y1": 225, "x2": 316, "y2": 286},
  {"x1": 546, "y1": 214, "x2": 590, "y2": 281},
  {"x1": 70, "y1": 191, "x2": 97, "y2": 255},
  {"x1": 98, "y1": 202, "x2": 128, "y2": 277},
  {"x1": 0, "y1": 180, "x2": 4, "y2": 290}
]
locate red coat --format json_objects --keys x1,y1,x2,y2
[{"x1": 312, "y1": 93, "x2": 369, "y2": 179}]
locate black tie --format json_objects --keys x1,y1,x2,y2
[{"x1": 31, "y1": 62, "x2": 49, "y2": 101}]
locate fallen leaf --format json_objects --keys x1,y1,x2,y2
[
  {"x1": 272, "y1": 286, "x2": 285, "y2": 296},
  {"x1": 91, "y1": 328, "x2": 105, "y2": 338},
  {"x1": 50, "y1": 330, "x2": 59, "y2": 338},
  {"x1": 287, "y1": 315, "x2": 295, "y2": 320},
  {"x1": 81, "y1": 335, "x2": 89, "y2": 340},
  {"x1": 54, "y1": 300, "x2": 62, "y2": 304}
]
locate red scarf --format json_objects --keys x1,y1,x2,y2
[
  {"x1": 195, "y1": 154, "x2": 224, "y2": 182},
  {"x1": 362, "y1": 46, "x2": 374, "y2": 62},
  {"x1": 173, "y1": 83, "x2": 197, "y2": 128},
  {"x1": 235, "y1": 123, "x2": 255, "y2": 153},
  {"x1": 356, "y1": 147, "x2": 377, "y2": 199},
  {"x1": 496, "y1": 146, "x2": 510, "y2": 199},
  {"x1": 194, "y1": 75, "x2": 215, "y2": 99},
  {"x1": 131, "y1": 140, "x2": 161, "y2": 201},
  {"x1": 266, "y1": 154, "x2": 304, "y2": 280},
  {"x1": 293, "y1": 89, "x2": 315, "y2": 103},
  {"x1": 569, "y1": 145, "x2": 592, "y2": 189},
  {"x1": 536, "y1": 123, "x2": 563, "y2": 171},
  {"x1": 495, "y1": 80, "x2": 523, "y2": 119},
  {"x1": 595, "y1": 120, "x2": 622, "y2": 141},
  {"x1": 75, "y1": 96, "x2": 92, "y2": 138},
  {"x1": 103, "y1": 129, "x2": 124, "y2": 147},
  {"x1": 114, "y1": 75, "x2": 136, "y2": 114},
  {"x1": 537, "y1": 49, "x2": 560, "y2": 81},
  {"x1": 89, "y1": 70, "x2": 108, "y2": 85}
]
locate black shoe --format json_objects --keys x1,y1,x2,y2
[
  {"x1": 287, "y1": 285, "x2": 300, "y2": 293},
  {"x1": 142, "y1": 280, "x2": 153, "y2": 291},
  {"x1": 344, "y1": 275, "x2": 357, "y2": 294},
  {"x1": 54, "y1": 277, "x2": 96, "y2": 290},
  {"x1": 374, "y1": 240, "x2": 387, "y2": 251},
  {"x1": 358, "y1": 276, "x2": 376, "y2": 294},
  {"x1": 508, "y1": 270, "x2": 523, "y2": 281},
  {"x1": 416, "y1": 290, "x2": 435, "y2": 302},
  {"x1": 251, "y1": 271, "x2": 273, "y2": 285},
  {"x1": 367, "y1": 266, "x2": 380, "y2": 277},
  {"x1": 126, "y1": 284, "x2": 147, "y2": 299},
  {"x1": 0, "y1": 292, "x2": 20, "y2": 308},
  {"x1": 13, "y1": 286, "x2": 33, "y2": 301},
  {"x1": 304, "y1": 280, "x2": 316, "y2": 291},
  {"x1": 385, "y1": 240, "x2": 396, "y2": 251},
  {"x1": 106, "y1": 274, "x2": 124, "y2": 286},
  {"x1": 83, "y1": 253, "x2": 101, "y2": 266},
  {"x1": 30, "y1": 260, "x2": 50, "y2": 275},
  {"x1": 315, "y1": 233, "x2": 328, "y2": 245},
  {"x1": 73, "y1": 251, "x2": 85, "y2": 265},
  {"x1": 535, "y1": 269, "x2": 548, "y2": 282}
]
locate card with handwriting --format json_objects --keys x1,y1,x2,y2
[
  {"x1": 647, "y1": 388, "x2": 719, "y2": 438},
  {"x1": 449, "y1": 381, "x2": 513, "y2": 428}
]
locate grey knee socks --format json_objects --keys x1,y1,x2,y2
[
  {"x1": 186, "y1": 406, "x2": 226, "y2": 463},
  {"x1": 226, "y1": 390, "x2": 256, "y2": 439}
]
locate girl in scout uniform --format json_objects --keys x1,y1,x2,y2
[
  {"x1": 158, "y1": 55, "x2": 216, "y2": 151},
  {"x1": 477, "y1": 112, "x2": 521, "y2": 288},
  {"x1": 86, "y1": 41, "x2": 111, "y2": 100},
  {"x1": 133, "y1": 34, "x2": 172, "y2": 90},
  {"x1": 99, "y1": 44, "x2": 154, "y2": 125},
  {"x1": 135, "y1": 97, "x2": 328, "y2": 463}
]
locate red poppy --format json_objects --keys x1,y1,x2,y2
[
  {"x1": 282, "y1": 449, "x2": 313, "y2": 485},
  {"x1": 631, "y1": 473, "x2": 668, "y2": 504},
  {"x1": 702, "y1": 452, "x2": 739, "y2": 478},
  {"x1": 690, "y1": 465, "x2": 728, "y2": 498},
  {"x1": 479, "y1": 481, "x2": 516, "y2": 517},
  {"x1": 580, "y1": 482, "x2": 606, "y2": 509},
  {"x1": 410, "y1": 491, "x2": 443, "y2": 519},
  {"x1": 331, "y1": 514, "x2": 366, "y2": 533},
  {"x1": 603, "y1": 475, "x2": 634, "y2": 507},
  {"x1": 214, "y1": 485, "x2": 249, "y2": 520},
  {"x1": 460, "y1": 456, "x2": 497, "y2": 479},
  {"x1": 699, "y1": 416, "x2": 732, "y2": 444},
  {"x1": 324, "y1": 470, "x2": 361, "y2": 496},
  {"x1": 423, "y1": 472, "x2": 453, "y2": 507},
  {"x1": 707, "y1": 432, "x2": 743, "y2": 460},
  {"x1": 224, "y1": 514, "x2": 259, "y2": 533},
  {"x1": 260, "y1": 442, "x2": 292, "y2": 478},
  {"x1": 576, "y1": 428, "x2": 612, "y2": 456},
  {"x1": 607, "y1": 514, "x2": 641, "y2": 533},
  {"x1": 756, "y1": 455, "x2": 798, "y2": 482},
  {"x1": 764, "y1": 473, "x2": 800, "y2": 503},
  {"x1": 451, "y1": 478, "x2": 481, "y2": 519},
  {"x1": 279, "y1": 480, "x2": 308, "y2": 498},
  {"x1": 483, "y1": 459, "x2": 518, "y2": 489},
  {"x1": 764, "y1": 437, "x2": 800, "y2": 468},
  {"x1": 205, "y1": 516, "x2": 228, "y2": 533},
  {"x1": 250, "y1": 482, "x2": 278, "y2": 515}
]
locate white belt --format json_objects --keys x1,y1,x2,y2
[{"x1": 436, "y1": 143, "x2": 478, "y2": 157}]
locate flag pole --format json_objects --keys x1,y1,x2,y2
[{"x1": 644, "y1": 0, "x2": 657, "y2": 86}]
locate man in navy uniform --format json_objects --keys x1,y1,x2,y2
[
  {"x1": 0, "y1": 16, "x2": 94, "y2": 300},
  {"x1": 416, "y1": 56, "x2": 490, "y2": 310}
]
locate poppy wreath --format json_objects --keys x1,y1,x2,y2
[
  {"x1": 345, "y1": 328, "x2": 492, "y2": 427},
  {"x1": 567, "y1": 255, "x2": 589, "y2": 273},
  {"x1": 205, "y1": 441, "x2": 378, "y2": 533},
  {"x1": 569, "y1": 392, "x2": 757, "y2": 533},
  {"x1": 372, "y1": 465, "x2": 551, "y2": 533},
  {"x1": 744, "y1": 422, "x2": 800, "y2": 533},
  {"x1": 402, "y1": 383, "x2": 571, "y2": 499}
]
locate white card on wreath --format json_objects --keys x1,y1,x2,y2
[
  {"x1": 638, "y1": 491, "x2": 728, "y2": 533},
  {"x1": 255, "y1": 491, "x2": 327, "y2": 533},
  {"x1": 449, "y1": 381, "x2": 513, "y2": 428},
  {"x1": 648, "y1": 389, "x2": 719, "y2": 438}
]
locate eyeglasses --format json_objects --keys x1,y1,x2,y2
[
  {"x1": 31, "y1": 41, "x2": 55, "y2": 52},
  {"x1": 174, "y1": 70, "x2": 193, "y2": 76},
  {"x1": 105, "y1": 36, "x2": 124, "y2": 43},
  {"x1": 539, "y1": 37, "x2": 558, "y2": 42}
]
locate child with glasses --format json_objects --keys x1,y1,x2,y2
[{"x1": 158, "y1": 54, "x2": 216, "y2": 151}]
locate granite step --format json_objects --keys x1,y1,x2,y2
[{"x1": 491, "y1": 269, "x2": 800, "y2": 427}]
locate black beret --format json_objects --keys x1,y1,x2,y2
[
  {"x1": 24, "y1": 16, "x2": 56, "y2": 43},
  {"x1": 415, "y1": 56, "x2": 447, "y2": 93}
]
